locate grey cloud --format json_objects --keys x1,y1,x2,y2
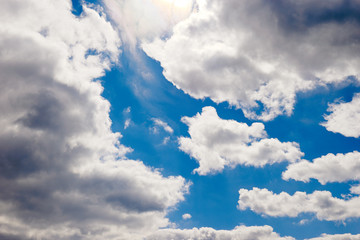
[
  {"x1": 0, "y1": 233, "x2": 31, "y2": 240},
  {"x1": 0, "y1": 0, "x2": 189, "y2": 239},
  {"x1": 266, "y1": 0, "x2": 360, "y2": 31}
]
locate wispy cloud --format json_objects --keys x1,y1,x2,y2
[{"x1": 152, "y1": 118, "x2": 174, "y2": 134}]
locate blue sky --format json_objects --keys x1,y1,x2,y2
[{"x1": 1, "y1": 0, "x2": 360, "y2": 239}]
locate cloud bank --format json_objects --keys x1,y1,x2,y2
[
  {"x1": 143, "y1": 0, "x2": 360, "y2": 120},
  {"x1": 179, "y1": 107, "x2": 303, "y2": 175},
  {"x1": 146, "y1": 225, "x2": 294, "y2": 240},
  {"x1": 0, "y1": 0, "x2": 189, "y2": 239},
  {"x1": 306, "y1": 233, "x2": 360, "y2": 240},
  {"x1": 147, "y1": 225, "x2": 360, "y2": 240}
]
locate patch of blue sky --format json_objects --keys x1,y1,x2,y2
[
  {"x1": 71, "y1": 0, "x2": 83, "y2": 15},
  {"x1": 101, "y1": 48, "x2": 256, "y2": 175}
]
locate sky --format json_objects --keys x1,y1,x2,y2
[{"x1": 1, "y1": 0, "x2": 360, "y2": 239}]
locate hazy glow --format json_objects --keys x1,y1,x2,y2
[
  {"x1": 154, "y1": 0, "x2": 194, "y2": 23},
  {"x1": 103, "y1": 0, "x2": 195, "y2": 47},
  {"x1": 172, "y1": 0, "x2": 193, "y2": 9}
]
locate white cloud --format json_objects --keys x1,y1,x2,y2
[
  {"x1": 350, "y1": 185, "x2": 360, "y2": 195},
  {"x1": 306, "y1": 233, "x2": 360, "y2": 240},
  {"x1": 146, "y1": 225, "x2": 294, "y2": 240},
  {"x1": 143, "y1": 0, "x2": 360, "y2": 121},
  {"x1": 123, "y1": 107, "x2": 131, "y2": 129},
  {"x1": 182, "y1": 213, "x2": 192, "y2": 220},
  {"x1": 299, "y1": 219, "x2": 310, "y2": 225},
  {"x1": 0, "y1": 0, "x2": 189, "y2": 239},
  {"x1": 321, "y1": 93, "x2": 360, "y2": 138},
  {"x1": 283, "y1": 151, "x2": 360, "y2": 187},
  {"x1": 162, "y1": 136, "x2": 171, "y2": 145},
  {"x1": 179, "y1": 106, "x2": 303, "y2": 175},
  {"x1": 124, "y1": 118, "x2": 131, "y2": 129},
  {"x1": 152, "y1": 118, "x2": 174, "y2": 134},
  {"x1": 238, "y1": 188, "x2": 360, "y2": 221},
  {"x1": 124, "y1": 106, "x2": 131, "y2": 113}
]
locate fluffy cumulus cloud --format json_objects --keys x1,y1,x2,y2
[
  {"x1": 0, "y1": 0, "x2": 189, "y2": 239},
  {"x1": 146, "y1": 225, "x2": 294, "y2": 240},
  {"x1": 143, "y1": 0, "x2": 360, "y2": 121},
  {"x1": 179, "y1": 106, "x2": 303, "y2": 175},
  {"x1": 321, "y1": 93, "x2": 360, "y2": 138},
  {"x1": 238, "y1": 188, "x2": 360, "y2": 221},
  {"x1": 283, "y1": 151, "x2": 360, "y2": 192}
]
